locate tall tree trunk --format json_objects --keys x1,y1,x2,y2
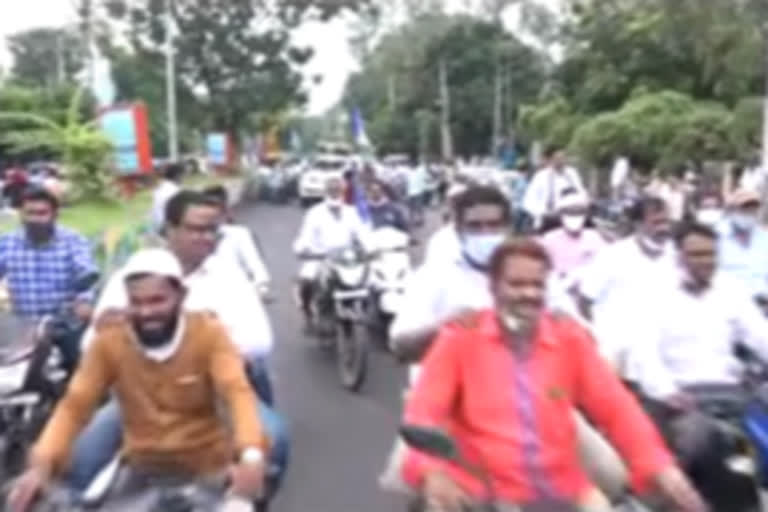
[
  {"x1": 491, "y1": 59, "x2": 502, "y2": 158},
  {"x1": 439, "y1": 58, "x2": 454, "y2": 161}
]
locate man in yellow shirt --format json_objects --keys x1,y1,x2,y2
[{"x1": 9, "y1": 249, "x2": 268, "y2": 512}]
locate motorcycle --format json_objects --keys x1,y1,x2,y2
[
  {"x1": 677, "y1": 348, "x2": 768, "y2": 512},
  {"x1": 300, "y1": 246, "x2": 372, "y2": 392},
  {"x1": 22, "y1": 461, "x2": 255, "y2": 512},
  {"x1": 400, "y1": 425, "x2": 588, "y2": 512},
  {"x1": 0, "y1": 273, "x2": 99, "y2": 482},
  {"x1": 367, "y1": 227, "x2": 412, "y2": 348}
]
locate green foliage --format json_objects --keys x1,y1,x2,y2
[
  {"x1": 344, "y1": 14, "x2": 546, "y2": 157},
  {"x1": 105, "y1": 0, "x2": 373, "y2": 137},
  {"x1": 518, "y1": 97, "x2": 583, "y2": 148},
  {"x1": 7, "y1": 27, "x2": 85, "y2": 87},
  {"x1": 0, "y1": 88, "x2": 114, "y2": 200},
  {"x1": 569, "y1": 91, "x2": 739, "y2": 172}
]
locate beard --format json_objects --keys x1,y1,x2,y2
[{"x1": 132, "y1": 308, "x2": 181, "y2": 349}]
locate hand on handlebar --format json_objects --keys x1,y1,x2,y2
[
  {"x1": 8, "y1": 466, "x2": 51, "y2": 512},
  {"x1": 664, "y1": 392, "x2": 696, "y2": 413},
  {"x1": 655, "y1": 466, "x2": 709, "y2": 512},
  {"x1": 424, "y1": 471, "x2": 471, "y2": 511},
  {"x1": 228, "y1": 460, "x2": 266, "y2": 500}
]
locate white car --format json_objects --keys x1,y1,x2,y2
[{"x1": 299, "y1": 155, "x2": 349, "y2": 208}]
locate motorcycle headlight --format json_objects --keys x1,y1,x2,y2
[{"x1": 0, "y1": 359, "x2": 30, "y2": 394}]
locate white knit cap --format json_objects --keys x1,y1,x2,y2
[{"x1": 122, "y1": 248, "x2": 183, "y2": 282}]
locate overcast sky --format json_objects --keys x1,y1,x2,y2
[{"x1": 0, "y1": 0, "x2": 559, "y2": 115}]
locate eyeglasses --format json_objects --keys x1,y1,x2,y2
[{"x1": 180, "y1": 222, "x2": 221, "y2": 237}]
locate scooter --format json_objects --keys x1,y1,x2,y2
[{"x1": 368, "y1": 227, "x2": 412, "y2": 348}]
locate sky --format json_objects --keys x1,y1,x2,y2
[{"x1": 0, "y1": 0, "x2": 559, "y2": 115}]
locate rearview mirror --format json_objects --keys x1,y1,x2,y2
[
  {"x1": 75, "y1": 273, "x2": 100, "y2": 292},
  {"x1": 399, "y1": 424, "x2": 458, "y2": 462}
]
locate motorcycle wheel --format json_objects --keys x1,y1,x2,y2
[{"x1": 336, "y1": 320, "x2": 368, "y2": 392}]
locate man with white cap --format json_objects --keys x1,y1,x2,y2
[
  {"x1": 9, "y1": 248, "x2": 267, "y2": 512},
  {"x1": 540, "y1": 188, "x2": 607, "y2": 280},
  {"x1": 66, "y1": 191, "x2": 288, "y2": 507},
  {"x1": 716, "y1": 188, "x2": 768, "y2": 300}
]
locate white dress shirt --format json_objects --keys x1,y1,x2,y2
[
  {"x1": 628, "y1": 275, "x2": 768, "y2": 400},
  {"x1": 217, "y1": 224, "x2": 270, "y2": 287},
  {"x1": 151, "y1": 180, "x2": 180, "y2": 231},
  {"x1": 522, "y1": 166, "x2": 586, "y2": 223},
  {"x1": 293, "y1": 202, "x2": 371, "y2": 256},
  {"x1": 579, "y1": 236, "x2": 678, "y2": 371},
  {"x1": 422, "y1": 223, "x2": 461, "y2": 267},
  {"x1": 82, "y1": 252, "x2": 274, "y2": 358}
]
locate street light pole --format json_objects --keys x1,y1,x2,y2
[{"x1": 166, "y1": 0, "x2": 179, "y2": 161}]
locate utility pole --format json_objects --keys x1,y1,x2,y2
[
  {"x1": 438, "y1": 58, "x2": 453, "y2": 161},
  {"x1": 166, "y1": 0, "x2": 179, "y2": 161},
  {"x1": 80, "y1": 0, "x2": 95, "y2": 92},
  {"x1": 387, "y1": 75, "x2": 397, "y2": 110}
]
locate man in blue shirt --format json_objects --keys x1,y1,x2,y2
[
  {"x1": 716, "y1": 188, "x2": 768, "y2": 301},
  {"x1": 0, "y1": 188, "x2": 97, "y2": 371}
]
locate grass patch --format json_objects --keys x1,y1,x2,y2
[{"x1": 0, "y1": 173, "x2": 238, "y2": 237}]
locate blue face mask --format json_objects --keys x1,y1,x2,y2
[{"x1": 462, "y1": 232, "x2": 506, "y2": 268}]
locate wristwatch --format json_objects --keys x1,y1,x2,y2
[{"x1": 240, "y1": 447, "x2": 265, "y2": 465}]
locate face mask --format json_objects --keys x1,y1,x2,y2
[
  {"x1": 561, "y1": 214, "x2": 586, "y2": 233},
  {"x1": 326, "y1": 198, "x2": 343, "y2": 209},
  {"x1": 732, "y1": 212, "x2": 757, "y2": 232},
  {"x1": 696, "y1": 208, "x2": 722, "y2": 227},
  {"x1": 462, "y1": 233, "x2": 506, "y2": 268},
  {"x1": 24, "y1": 222, "x2": 54, "y2": 243},
  {"x1": 499, "y1": 310, "x2": 522, "y2": 333}
]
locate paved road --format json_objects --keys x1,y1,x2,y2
[{"x1": 237, "y1": 202, "x2": 416, "y2": 512}]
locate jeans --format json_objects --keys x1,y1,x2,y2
[{"x1": 67, "y1": 379, "x2": 290, "y2": 500}]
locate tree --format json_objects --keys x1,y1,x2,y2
[
  {"x1": 344, "y1": 15, "x2": 546, "y2": 156},
  {"x1": 556, "y1": 0, "x2": 763, "y2": 112},
  {"x1": 7, "y1": 28, "x2": 86, "y2": 87},
  {"x1": 105, "y1": 0, "x2": 374, "y2": 138},
  {"x1": 0, "y1": 87, "x2": 113, "y2": 199}
]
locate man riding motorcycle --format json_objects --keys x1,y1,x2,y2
[
  {"x1": 628, "y1": 222, "x2": 768, "y2": 484},
  {"x1": 293, "y1": 176, "x2": 371, "y2": 328},
  {"x1": 69, "y1": 191, "x2": 288, "y2": 504},
  {"x1": 0, "y1": 188, "x2": 98, "y2": 373},
  {"x1": 367, "y1": 180, "x2": 409, "y2": 232},
  {"x1": 401, "y1": 238, "x2": 706, "y2": 512},
  {"x1": 8, "y1": 250, "x2": 267, "y2": 512}
]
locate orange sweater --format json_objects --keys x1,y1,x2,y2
[{"x1": 32, "y1": 312, "x2": 266, "y2": 475}]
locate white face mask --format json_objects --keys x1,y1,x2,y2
[
  {"x1": 326, "y1": 197, "x2": 343, "y2": 209},
  {"x1": 731, "y1": 212, "x2": 757, "y2": 232},
  {"x1": 561, "y1": 214, "x2": 586, "y2": 233},
  {"x1": 462, "y1": 232, "x2": 506, "y2": 268},
  {"x1": 499, "y1": 311, "x2": 522, "y2": 333},
  {"x1": 696, "y1": 208, "x2": 722, "y2": 227}
]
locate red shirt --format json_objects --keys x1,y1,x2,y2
[{"x1": 402, "y1": 310, "x2": 673, "y2": 504}]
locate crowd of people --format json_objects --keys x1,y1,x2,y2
[{"x1": 0, "y1": 148, "x2": 767, "y2": 511}]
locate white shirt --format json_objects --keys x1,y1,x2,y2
[
  {"x1": 217, "y1": 224, "x2": 270, "y2": 287},
  {"x1": 293, "y1": 202, "x2": 371, "y2": 256},
  {"x1": 522, "y1": 166, "x2": 586, "y2": 222},
  {"x1": 629, "y1": 275, "x2": 768, "y2": 400},
  {"x1": 579, "y1": 236, "x2": 678, "y2": 370},
  {"x1": 422, "y1": 224, "x2": 461, "y2": 267},
  {"x1": 82, "y1": 252, "x2": 274, "y2": 358},
  {"x1": 151, "y1": 180, "x2": 180, "y2": 231}
]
